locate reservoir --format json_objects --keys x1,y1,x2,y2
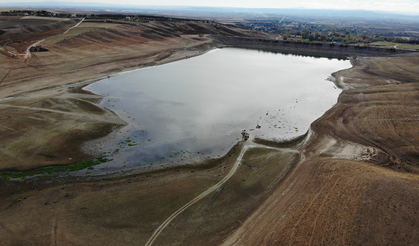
[{"x1": 84, "y1": 48, "x2": 351, "y2": 173}]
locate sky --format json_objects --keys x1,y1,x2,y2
[{"x1": 1, "y1": 0, "x2": 419, "y2": 13}]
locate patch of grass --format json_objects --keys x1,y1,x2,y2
[
  {"x1": 254, "y1": 131, "x2": 308, "y2": 149},
  {"x1": 372, "y1": 42, "x2": 418, "y2": 49},
  {"x1": 0, "y1": 156, "x2": 112, "y2": 180},
  {"x1": 373, "y1": 41, "x2": 398, "y2": 45},
  {"x1": 398, "y1": 45, "x2": 419, "y2": 49}
]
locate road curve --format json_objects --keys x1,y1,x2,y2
[
  {"x1": 144, "y1": 140, "x2": 296, "y2": 246},
  {"x1": 144, "y1": 143, "x2": 251, "y2": 246}
]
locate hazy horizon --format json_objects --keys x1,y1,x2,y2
[{"x1": 0, "y1": 0, "x2": 418, "y2": 14}]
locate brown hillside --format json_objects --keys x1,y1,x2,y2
[{"x1": 222, "y1": 54, "x2": 419, "y2": 245}]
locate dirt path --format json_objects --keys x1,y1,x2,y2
[
  {"x1": 63, "y1": 18, "x2": 85, "y2": 35},
  {"x1": 0, "y1": 66, "x2": 15, "y2": 85},
  {"x1": 145, "y1": 139, "x2": 298, "y2": 246},
  {"x1": 24, "y1": 18, "x2": 85, "y2": 62},
  {"x1": 145, "y1": 143, "x2": 251, "y2": 246},
  {"x1": 1, "y1": 18, "x2": 86, "y2": 84},
  {"x1": 6, "y1": 17, "x2": 82, "y2": 61}
]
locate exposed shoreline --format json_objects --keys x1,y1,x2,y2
[
  {"x1": 0, "y1": 45, "x2": 350, "y2": 182},
  {"x1": 0, "y1": 28, "x2": 240, "y2": 172},
  {"x1": 0, "y1": 37, "x2": 390, "y2": 181},
  {"x1": 0, "y1": 35, "x2": 413, "y2": 181}
]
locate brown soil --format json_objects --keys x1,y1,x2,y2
[{"x1": 1, "y1": 16, "x2": 419, "y2": 246}]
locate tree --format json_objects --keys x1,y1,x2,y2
[
  {"x1": 308, "y1": 34, "x2": 315, "y2": 41},
  {"x1": 302, "y1": 30, "x2": 310, "y2": 39}
]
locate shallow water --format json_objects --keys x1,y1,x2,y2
[{"x1": 83, "y1": 48, "x2": 351, "y2": 173}]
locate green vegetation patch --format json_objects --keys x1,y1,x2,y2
[
  {"x1": 398, "y1": 45, "x2": 419, "y2": 49},
  {"x1": 372, "y1": 42, "x2": 418, "y2": 49},
  {"x1": 254, "y1": 131, "x2": 308, "y2": 149},
  {"x1": 373, "y1": 41, "x2": 398, "y2": 45},
  {"x1": 0, "y1": 156, "x2": 112, "y2": 180}
]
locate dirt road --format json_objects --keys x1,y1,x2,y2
[
  {"x1": 145, "y1": 140, "x2": 298, "y2": 246},
  {"x1": 24, "y1": 18, "x2": 85, "y2": 61},
  {"x1": 145, "y1": 143, "x2": 252, "y2": 246}
]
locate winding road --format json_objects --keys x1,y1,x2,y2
[{"x1": 145, "y1": 140, "x2": 298, "y2": 246}]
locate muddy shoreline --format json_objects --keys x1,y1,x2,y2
[
  {"x1": 0, "y1": 44, "x2": 347, "y2": 184},
  {"x1": 0, "y1": 37, "x2": 412, "y2": 181},
  {"x1": 0, "y1": 39, "x2": 381, "y2": 186},
  {"x1": 0, "y1": 26, "x2": 246, "y2": 172}
]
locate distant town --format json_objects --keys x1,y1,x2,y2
[
  {"x1": 3, "y1": 7, "x2": 418, "y2": 46},
  {"x1": 1, "y1": 9, "x2": 213, "y2": 23}
]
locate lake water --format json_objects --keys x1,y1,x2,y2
[{"x1": 84, "y1": 48, "x2": 351, "y2": 173}]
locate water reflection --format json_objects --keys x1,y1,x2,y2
[
  {"x1": 83, "y1": 48, "x2": 351, "y2": 173},
  {"x1": 257, "y1": 48, "x2": 348, "y2": 60}
]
